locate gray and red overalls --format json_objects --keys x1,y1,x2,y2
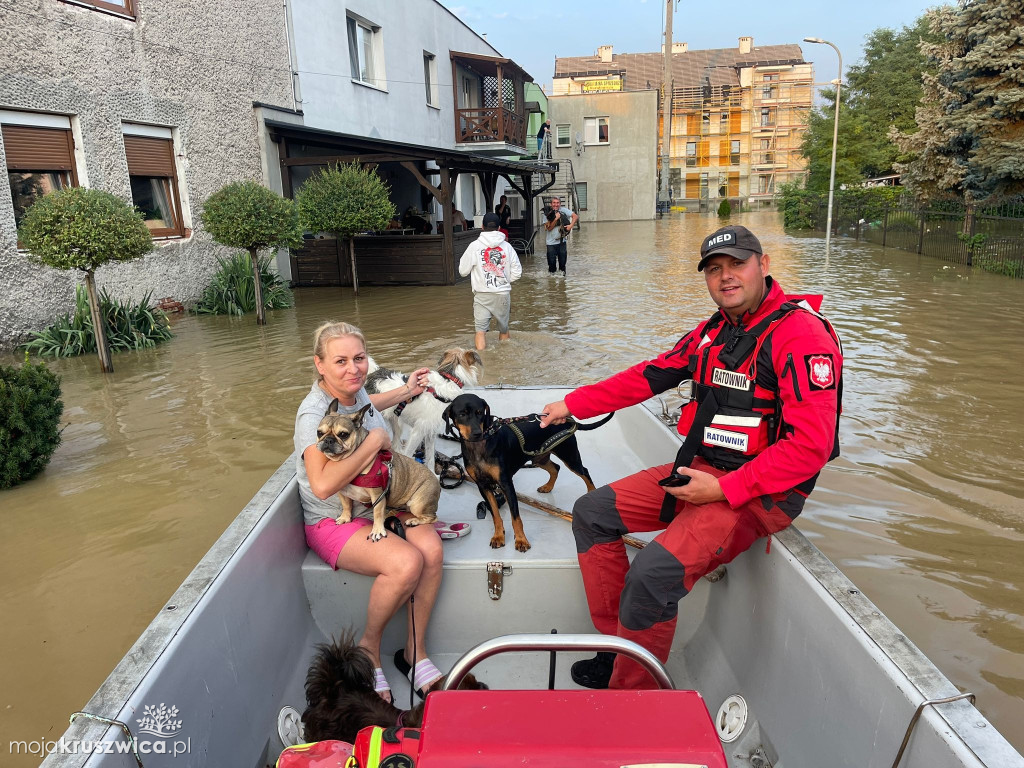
[{"x1": 566, "y1": 277, "x2": 842, "y2": 688}]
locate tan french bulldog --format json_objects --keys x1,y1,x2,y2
[{"x1": 315, "y1": 400, "x2": 440, "y2": 541}]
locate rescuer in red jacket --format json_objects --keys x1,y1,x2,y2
[{"x1": 539, "y1": 225, "x2": 843, "y2": 690}]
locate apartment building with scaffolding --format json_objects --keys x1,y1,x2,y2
[{"x1": 553, "y1": 37, "x2": 813, "y2": 208}]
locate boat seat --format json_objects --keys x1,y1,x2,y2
[{"x1": 301, "y1": 475, "x2": 609, "y2": 660}]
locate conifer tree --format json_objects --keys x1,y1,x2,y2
[{"x1": 894, "y1": 1, "x2": 1024, "y2": 202}]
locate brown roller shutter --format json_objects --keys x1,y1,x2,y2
[
  {"x1": 1, "y1": 125, "x2": 75, "y2": 171},
  {"x1": 124, "y1": 135, "x2": 174, "y2": 176}
]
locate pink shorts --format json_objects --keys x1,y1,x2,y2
[{"x1": 305, "y1": 517, "x2": 372, "y2": 569}]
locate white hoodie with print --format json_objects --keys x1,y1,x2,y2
[{"x1": 458, "y1": 230, "x2": 522, "y2": 294}]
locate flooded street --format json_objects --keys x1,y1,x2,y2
[{"x1": 2, "y1": 209, "x2": 1023, "y2": 761}]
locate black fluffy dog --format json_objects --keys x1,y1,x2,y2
[
  {"x1": 444, "y1": 393, "x2": 613, "y2": 552},
  {"x1": 302, "y1": 632, "x2": 486, "y2": 744}
]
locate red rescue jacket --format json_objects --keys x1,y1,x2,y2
[{"x1": 564, "y1": 278, "x2": 842, "y2": 509}]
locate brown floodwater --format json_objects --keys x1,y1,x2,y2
[{"x1": 1, "y1": 210, "x2": 1022, "y2": 762}]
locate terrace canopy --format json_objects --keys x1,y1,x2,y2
[{"x1": 266, "y1": 121, "x2": 556, "y2": 287}]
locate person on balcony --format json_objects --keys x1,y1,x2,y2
[{"x1": 537, "y1": 119, "x2": 551, "y2": 157}]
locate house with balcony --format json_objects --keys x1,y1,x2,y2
[{"x1": 266, "y1": 0, "x2": 548, "y2": 286}]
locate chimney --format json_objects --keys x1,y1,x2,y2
[
  {"x1": 739, "y1": 36, "x2": 753, "y2": 54},
  {"x1": 597, "y1": 45, "x2": 613, "y2": 63},
  {"x1": 673, "y1": 42, "x2": 688, "y2": 53}
]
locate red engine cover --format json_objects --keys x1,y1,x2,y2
[{"x1": 414, "y1": 689, "x2": 727, "y2": 768}]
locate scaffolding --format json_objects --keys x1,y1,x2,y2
[{"x1": 659, "y1": 72, "x2": 813, "y2": 206}]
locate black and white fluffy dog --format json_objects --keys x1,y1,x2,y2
[
  {"x1": 365, "y1": 348, "x2": 483, "y2": 475},
  {"x1": 302, "y1": 633, "x2": 486, "y2": 744}
]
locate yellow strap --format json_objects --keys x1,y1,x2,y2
[{"x1": 367, "y1": 726, "x2": 383, "y2": 768}]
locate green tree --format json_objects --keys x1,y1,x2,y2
[
  {"x1": 296, "y1": 163, "x2": 395, "y2": 295},
  {"x1": 801, "y1": 16, "x2": 939, "y2": 190},
  {"x1": 18, "y1": 187, "x2": 154, "y2": 373},
  {"x1": 894, "y1": 1, "x2": 1024, "y2": 202},
  {"x1": 200, "y1": 181, "x2": 303, "y2": 325}
]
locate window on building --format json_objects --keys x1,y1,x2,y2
[
  {"x1": 423, "y1": 52, "x2": 439, "y2": 107},
  {"x1": 701, "y1": 112, "x2": 710, "y2": 134},
  {"x1": 730, "y1": 140, "x2": 740, "y2": 166},
  {"x1": 718, "y1": 173, "x2": 729, "y2": 198},
  {"x1": 123, "y1": 126, "x2": 184, "y2": 238},
  {"x1": 699, "y1": 172, "x2": 709, "y2": 199},
  {"x1": 759, "y1": 137, "x2": 775, "y2": 164},
  {"x1": 583, "y1": 116, "x2": 609, "y2": 145},
  {"x1": 685, "y1": 141, "x2": 697, "y2": 167},
  {"x1": 1, "y1": 113, "x2": 79, "y2": 230},
  {"x1": 347, "y1": 15, "x2": 384, "y2": 88},
  {"x1": 61, "y1": 0, "x2": 135, "y2": 19},
  {"x1": 720, "y1": 112, "x2": 729, "y2": 131},
  {"x1": 760, "y1": 107, "x2": 774, "y2": 127},
  {"x1": 757, "y1": 175, "x2": 774, "y2": 195},
  {"x1": 762, "y1": 73, "x2": 779, "y2": 100},
  {"x1": 556, "y1": 124, "x2": 571, "y2": 147},
  {"x1": 575, "y1": 182, "x2": 588, "y2": 211}
]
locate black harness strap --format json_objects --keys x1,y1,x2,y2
[{"x1": 660, "y1": 389, "x2": 720, "y2": 522}]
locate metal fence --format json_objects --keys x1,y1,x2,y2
[{"x1": 812, "y1": 196, "x2": 1024, "y2": 279}]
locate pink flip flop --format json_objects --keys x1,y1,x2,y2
[{"x1": 433, "y1": 520, "x2": 471, "y2": 539}]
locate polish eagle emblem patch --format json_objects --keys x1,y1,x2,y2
[{"x1": 805, "y1": 354, "x2": 836, "y2": 390}]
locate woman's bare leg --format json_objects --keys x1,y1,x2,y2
[
  {"x1": 398, "y1": 517, "x2": 444, "y2": 681},
  {"x1": 335, "y1": 533, "x2": 424, "y2": 668}
]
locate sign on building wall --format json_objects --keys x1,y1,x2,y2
[{"x1": 581, "y1": 79, "x2": 623, "y2": 93}]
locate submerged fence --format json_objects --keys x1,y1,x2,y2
[{"x1": 811, "y1": 196, "x2": 1024, "y2": 279}]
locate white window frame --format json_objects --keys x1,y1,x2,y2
[
  {"x1": 555, "y1": 123, "x2": 571, "y2": 148},
  {"x1": 583, "y1": 116, "x2": 610, "y2": 146},
  {"x1": 575, "y1": 181, "x2": 588, "y2": 211},
  {"x1": 347, "y1": 14, "x2": 386, "y2": 91},
  {"x1": 423, "y1": 51, "x2": 439, "y2": 108}
]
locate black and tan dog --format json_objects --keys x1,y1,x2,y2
[
  {"x1": 443, "y1": 393, "x2": 613, "y2": 552},
  {"x1": 302, "y1": 632, "x2": 487, "y2": 744},
  {"x1": 316, "y1": 400, "x2": 440, "y2": 541}
]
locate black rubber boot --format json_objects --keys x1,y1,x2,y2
[{"x1": 570, "y1": 652, "x2": 615, "y2": 689}]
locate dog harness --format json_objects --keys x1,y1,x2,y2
[
  {"x1": 393, "y1": 372, "x2": 465, "y2": 417},
  {"x1": 350, "y1": 450, "x2": 392, "y2": 491},
  {"x1": 506, "y1": 415, "x2": 583, "y2": 457}
]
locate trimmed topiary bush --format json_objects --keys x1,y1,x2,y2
[
  {"x1": 296, "y1": 163, "x2": 395, "y2": 294},
  {"x1": 18, "y1": 187, "x2": 154, "y2": 373},
  {"x1": 23, "y1": 285, "x2": 172, "y2": 358},
  {"x1": 0, "y1": 354, "x2": 63, "y2": 490},
  {"x1": 201, "y1": 181, "x2": 303, "y2": 326},
  {"x1": 193, "y1": 252, "x2": 293, "y2": 316},
  {"x1": 717, "y1": 199, "x2": 732, "y2": 218}
]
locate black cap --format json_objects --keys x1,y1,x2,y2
[
  {"x1": 697, "y1": 225, "x2": 763, "y2": 271},
  {"x1": 482, "y1": 212, "x2": 501, "y2": 230}
]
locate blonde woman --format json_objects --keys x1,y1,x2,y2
[{"x1": 294, "y1": 321, "x2": 444, "y2": 703}]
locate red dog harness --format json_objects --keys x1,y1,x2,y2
[
  {"x1": 394, "y1": 372, "x2": 465, "y2": 417},
  {"x1": 350, "y1": 450, "x2": 392, "y2": 489}
]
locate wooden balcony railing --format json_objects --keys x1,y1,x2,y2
[{"x1": 456, "y1": 107, "x2": 526, "y2": 148}]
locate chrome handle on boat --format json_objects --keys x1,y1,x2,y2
[{"x1": 442, "y1": 633, "x2": 675, "y2": 691}]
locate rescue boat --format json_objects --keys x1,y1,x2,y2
[{"x1": 41, "y1": 387, "x2": 1024, "y2": 768}]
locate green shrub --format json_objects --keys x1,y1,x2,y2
[
  {"x1": 23, "y1": 285, "x2": 172, "y2": 358},
  {"x1": 779, "y1": 181, "x2": 820, "y2": 229},
  {"x1": 0, "y1": 355, "x2": 63, "y2": 490},
  {"x1": 193, "y1": 252, "x2": 293, "y2": 316},
  {"x1": 975, "y1": 255, "x2": 1024, "y2": 278},
  {"x1": 717, "y1": 199, "x2": 732, "y2": 218}
]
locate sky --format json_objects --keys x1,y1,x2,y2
[{"x1": 439, "y1": 0, "x2": 936, "y2": 93}]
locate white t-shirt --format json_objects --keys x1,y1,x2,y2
[
  {"x1": 545, "y1": 206, "x2": 575, "y2": 246},
  {"x1": 293, "y1": 382, "x2": 390, "y2": 526}
]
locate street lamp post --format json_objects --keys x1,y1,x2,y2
[{"x1": 803, "y1": 37, "x2": 842, "y2": 254}]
